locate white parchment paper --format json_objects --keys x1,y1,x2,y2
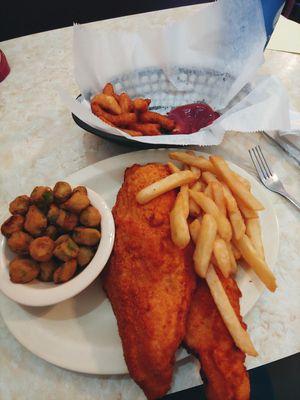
[{"x1": 61, "y1": 0, "x2": 292, "y2": 146}]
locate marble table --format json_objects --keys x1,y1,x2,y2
[{"x1": 0, "y1": 5, "x2": 299, "y2": 400}]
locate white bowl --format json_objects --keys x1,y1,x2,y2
[{"x1": 0, "y1": 188, "x2": 115, "y2": 307}]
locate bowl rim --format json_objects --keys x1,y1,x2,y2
[{"x1": 0, "y1": 188, "x2": 115, "y2": 307}]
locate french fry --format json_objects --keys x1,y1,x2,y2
[
  {"x1": 167, "y1": 162, "x2": 181, "y2": 174},
  {"x1": 202, "y1": 171, "x2": 218, "y2": 184},
  {"x1": 246, "y1": 218, "x2": 265, "y2": 260},
  {"x1": 236, "y1": 198, "x2": 258, "y2": 219},
  {"x1": 191, "y1": 180, "x2": 205, "y2": 192},
  {"x1": 189, "y1": 197, "x2": 201, "y2": 217},
  {"x1": 136, "y1": 170, "x2": 198, "y2": 204},
  {"x1": 130, "y1": 123, "x2": 161, "y2": 136},
  {"x1": 189, "y1": 218, "x2": 201, "y2": 244},
  {"x1": 226, "y1": 241, "x2": 238, "y2": 274},
  {"x1": 170, "y1": 190, "x2": 190, "y2": 249},
  {"x1": 233, "y1": 171, "x2": 251, "y2": 191},
  {"x1": 121, "y1": 129, "x2": 143, "y2": 137},
  {"x1": 222, "y1": 183, "x2": 237, "y2": 213},
  {"x1": 133, "y1": 98, "x2": 151, "y2": 113},
  {"x1": 211, "y1": 181, "x2": 226, "y2": 215},
  {"x1": 229, "y1": 209, "x2": 246, "y2": 241},
  {"x1": 139, "y1": 111, "x2": 175, "y2": 132},
  {"x1": 103, "y1": 83, "x2": 114, "y2": 96},
  {"x1": 190, "y1": 166, "x2": 201, "y2": 179},
  {"x1": 119, "y1": 93, "x2": 133, "y2": 113},
  {"x1": 213, "y1": 237, "x2": 232, "y2": 278},
  {"x1": 189, "y1": 190, "x2": 232, "y2": 242},
  {"x1": 91, "y1": 103, "x2": 137, "y2": 127},
  {"x1": 204, "y1": 183, "x2": 213, "y2": 199},
  {"x1": 180, "y1": 185, "x2": 189, "y2": 218},
  {"x1": 169, "y1": 152, "x2": 216, "y2": 173},
  {"x1": 193, "y1": 214, "x2": 217, "y2": 278},
  {"x1": 206, "y1": 265, "x2": 258, "y2": 356},
  {"x1": 210, "y1": 156, "x2": 264, "y2": 211},
  {"x1": 234, "y1": 234, "x2": 276, "y2": 292},
  {"x1": 222, "y1": 183, "x2": 246, "y2": 240},
  {"x1": 91, "y1": 93, "x2": 122, "y2": 115},
  {"x1": 231, "y1": 242, "x2": 242, "y2": 260}
]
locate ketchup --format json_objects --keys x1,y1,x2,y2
[{"x1": 168, "y1": 103, "x2": 219, "y2": 134}]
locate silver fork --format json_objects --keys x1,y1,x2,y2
[{"x1": 249, "y1": 145, "x2": 300, "y2": 211}]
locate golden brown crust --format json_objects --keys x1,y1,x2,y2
[
  {"x1": 184, "y1": 270, "x2": 250, "y2": 400},
  {"x1": 103, "y1": 163, "x2": 195, "y2": 400}
]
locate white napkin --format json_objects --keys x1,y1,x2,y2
[{"x1": 61, "y1": 0, "x2": 292, "y2": 146}]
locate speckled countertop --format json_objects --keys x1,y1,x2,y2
[{"x1": 0, "y1": 5, "x2": 300, "y2": 400}]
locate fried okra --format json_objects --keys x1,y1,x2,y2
[
  {"x1": 53, "y1": 259, "x2": 77, "y2": 283},
  {"x1": 24, "y1": 205, "x2": 47, "y2": 237},
  {"x1": 9, "y1": 195, "x2": 30, "y2": 215},
  {"x1": 1, "y1": 215, "x2": 25, "y2": 237},
  {"x1": 73, "y1": 186, "x2": 87, "y2": 195},
  {"x1": 39, "y1": 259, "x2": 57, "y2": 282},
  {"x1": 56, "y1": 210, "x2": 78, "y2": 231},
  {"x1": 77, "y1": 246, "x2": 95, "y2": 267},
  {"x1": 45, "y1": 225, "x2": 58, "y2": 240},
  {"x1": 55, "y1": 234, "x2": 70, "y2": 246},
  {"x1": 9, "y1": 257, "x2": 39, "y2": 283},
  {"x1": 73, "y1": 227, "x2": 101, "y2": 246},
  {"x1": 7, "y1": 231, "x2": 33, "y2": 255},
  {"x1": 79, "y1": 206, "x2": 101, "y2": 228},
  {"x1": 53, "y1": 181, "x2": 72, "y2": 203},
  {"x1": 53, "y1": 238, "x2": 79, "y2": 261},
  {"x1": 29, "y1": 236, "x2": 55, "y2": 262},
  {"x1": 61, "y1": 191, "x2": 90, "y2": 214},
  {"x1": 47, "y1": 204, "x2": 60, "y2": 224},
  {"x1": 30, "y1": 186, "x2": 53, "y2": 210}
]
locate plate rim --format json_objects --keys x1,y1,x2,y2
[{"x1": 0, "y1": 149, "x2": 279, "y2": 375}]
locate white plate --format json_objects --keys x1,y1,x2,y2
[{"x1": 0, "y1": 149, "x2": 279, "y2": 375}]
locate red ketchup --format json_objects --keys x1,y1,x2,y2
[
  {"x1": 168, "y1": 103, "x2": 219, "y2": 134},
  {"x1": 0, "y1": 50, "x2": 10, "y2": 82}
]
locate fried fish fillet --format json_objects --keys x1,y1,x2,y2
[
  {"x1": 184, "y1": 269, "x2": 250, "y2": 400},
  {"x1": 104, "y1": 163, "x2": 195, "y2": 400}
]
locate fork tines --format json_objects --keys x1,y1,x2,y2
[{"x1": 249, "y1": 145, "x2": 272, "y2": 181}]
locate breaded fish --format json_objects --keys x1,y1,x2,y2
[
  {"x1": 104, "y1": 163, "x2": 195, "y2": 399},
  {"x1": 184, "y1": 268, "x2": 250, "y2": 400}
]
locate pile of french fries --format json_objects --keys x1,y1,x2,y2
[
  {"x1": 90, "y1": 83, "x2": 175, "y2": 137},
  {"x1": 137, "y1": 151, "x2": 278, "y2": 357}
]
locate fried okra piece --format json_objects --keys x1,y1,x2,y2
[
  {"x1": 61, "y1": 191, "x2": 90, "y2": 214},
  {"x1": 47, "y1": 204, "x2": 60, "y2": 224},
  {"x1": 53, "y1": 259, "x2": 77, "y2": 283},
  {"x1": 1, "y1": 215, "x2": 25, "y2": 238},
  {"x1": 24, "y1": 205, "x2": 47, "y2": 237},
  {"x1": 39, "y1": 259, "x2": 57, "y2": 282},
  {"x1": 73, "y1": 227, "x2": 101, "y2": 246},
  {"x1": 53, "y1": 181, "x2": 72, "y2": 203},
  {"x1": 9, "y1": 257, "x2": 39, "y2": 283},
  {"x1": 79, "y1": 206, "x2": 101, "y2": 228},
  {"x1": 29, "y1": 236, "x2": 55, "y2": 262},
  {"x1": 7, "y1": 231, "x2": 33, "y2": 255},
  {"x1": 9, "y1": 195, "x2": 31, "y2": 215},
  {"x1": 73, "y1": 186, "x2": 87, "y2": 195},
  {"x1": 53, "y1": 238, "x2": 79, "y2": 261},
  {"x1": 77, "y1": 246, "x2": 95, "y2": 267},
  {"x1": 56, "y1": 210, "x2": 78, "y2": 231},
  {"x1": 30, "y1": 186, "x2": 53, "y2": 210},
  {"x1": 45, "y1": 225, "x2": 58, "y2": 240},
  {"x1": 55, "y1": 234, "x2": 70, "y2": 246}
]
